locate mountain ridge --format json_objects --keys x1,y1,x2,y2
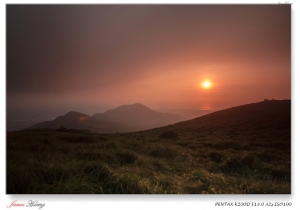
[
  {"x1": 156, "y1": 108, "x2": 212, "y2": 119},
  {"x1": 93, "y1": 103, "x2": 187, "y2": 129},
  {"x1": 168, "y1": 99, "x2": 291, "y2": 138},
  {"x1": 29, "y1": 103, "x2": 187, "y2": 133},
  {"x1": 28, "y1": 100, "x2": 290, "y2": 134},
  {"x1": 9, "y1": 99, "x2": 291, "y2": 194}
]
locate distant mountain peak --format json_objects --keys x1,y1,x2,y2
[
  {"x1": 132, "y1": 103, "x2": 149, "y2": 108},
  {"x1": 64, "y1": 111, "x2": 89, "y2": 117},
  {"x1": 133, "y1": 102, "x2": 144, "y2": 106},
  {"x1": 125, "y1": 102, "x2": 145, "y2": 106},
  {"x1": 62, "y1": 111, "x2": 90, "y2": 122},
  {"x1": 114, "y1": 103, "x2": 150, "y2": 111},
  {"x1": 28, "y1": 110, "x2": 137, "y2": 133},
  {"x1": 92, "y1": 103, "x2": 186, "y2": 129}
]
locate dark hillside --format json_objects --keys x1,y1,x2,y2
[
  {"x1": 172, "y1": 100, "x2": 290, "y2": 141},
  {"x1": 7, "y1": 100, "x2": 291, "y2": 194}
]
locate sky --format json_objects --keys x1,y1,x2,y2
[{"x1": 6, "y1": 4, "x2": 291, "y2": 120}]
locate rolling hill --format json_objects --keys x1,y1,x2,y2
[
  {"x1": 156, "y1": 108, "x2": 212, "y2": 119},
  {"x1": 8, "y1": 100, "x2": 291, "y2": 194},
  {"x1": 28, "y1": 103, "x2": 187, "y2": 133},
  {"x1": 92, "y1": 103, "x2": 187, "y2": 130},
  {"x1": 29, "y1": 111, "x2": 138, "y2": 133},
  {"x1": 171, "y1": 99, "x2": 291, "y2": 135}
]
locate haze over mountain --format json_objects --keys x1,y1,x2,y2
[
  {"x1": 8, "y1": 99, "x2": 291, "y2": 194},
  {"x1": 29, "y1": 111, "x2": 138, "y2": 133},
  {"x1": 156, "y1": 108, "x2": 212, "y2": 119},
  {"x1": 170, "y1": 99, "x2": 291, "y2": 136},
  {"x1": 6, "y1": 5, "x2": 291, "y2": 195},
  {"x1": 93, "y1": 103, "x2": 186, "y2": 130},
  {"x1": 7, "y1": 102, "x2": 114, "y2": 131},
  {"x1": 7, "y1": 5, "x2": 290, "y2": 118},
  {"x1": 29, "y1": 103, "x2": 187, "y2": 133}
]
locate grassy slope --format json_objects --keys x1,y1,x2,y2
[{"x1": 7, "y1": 100, "x2": 291, "y2": 194}]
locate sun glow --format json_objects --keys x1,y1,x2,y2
[{"x1": 201, "y1": 80, "x2": 212, "y2": 89}]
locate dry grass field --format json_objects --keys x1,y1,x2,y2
[{"x1": 7, "y1": 100, "x2": 291, "y2": 194}]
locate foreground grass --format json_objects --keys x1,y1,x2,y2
[{"x1": 7, "y1": 126, "x2": 290, "y2": 194}]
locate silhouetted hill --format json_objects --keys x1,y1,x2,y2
[
  {"x1": 29, "y1": 111, "x2": 138, "y2": 133},
  {"x1": 93, "y1": 103, "x2": 187, "y2": 130},
  {"x1": 29, "y1": 103, "x2": 187, "y2": 133},
  {"x1": 8, "y1": 100, "x2": 291, "y2": 194},
  {"x1": 156, "y1": 108, "x2": 212, "y2": 119},
  {"x1": 159, "y1": 100, "x2": 291, "y2": 141}
]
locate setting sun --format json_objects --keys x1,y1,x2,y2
[{"x1": 201, "y1": 80, "x2": 212, "y2": 89}]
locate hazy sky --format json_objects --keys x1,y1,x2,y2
[{"x1": 7, "y1": 5, "x2": 291, "y2": 119}]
